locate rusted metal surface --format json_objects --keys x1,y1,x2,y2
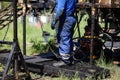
[
  {"x1": 0, "y1": 4, "x2": 22, "y2": 30},
  {"x1": 0, "y1": 0, "x2": 11, "y2": 2},
  {"x1": 0, "y1": 4, "x2": 12, "y2": 19}
]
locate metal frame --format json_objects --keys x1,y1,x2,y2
[
  {"x1": 90, "y1": 0, "x2": 95, "y2": 64},
  {"x1": 0, "y1": 0, "x2": 31, "y2": 80}
]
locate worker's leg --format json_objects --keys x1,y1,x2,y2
[{"x1": 53, "y1": 17, "x2": 76, "y2": 66}]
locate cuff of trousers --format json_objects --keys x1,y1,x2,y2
[{"x1": 60, "y1": 53, "x2": 71, "y2": 60}]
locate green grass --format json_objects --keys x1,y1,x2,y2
[
  {"x1": 0, "y1": 15, "x2": 56, "y2": 55},
  {"x1": 1, "y1": 2, "x2": 10, "y2": 8}
]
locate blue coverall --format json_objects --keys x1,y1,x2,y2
[{"x1": 53, "y1": 0, "x2": 77, "y2": 60}]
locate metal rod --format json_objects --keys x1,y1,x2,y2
[
  {"x1": 12, "y1": 0, "x2": 19, "y2": 79},
  {"x1": 13, "y1": 0, "x2": 18, "y2": 42},
  {"x1": 14, "y1": 53, "x2": 19, "y2": 80},
  {"x1": 2, "y1": 42, "x2": 16, "y2": 80},
  {"x1": 23, "y1": 0, "x2": 27, "y2": 55},
  {"x1": 23, "y1": 16, "x2": 26, "y2": 55},
  {"x1": 90, "y1": 3, "x2": 95, "y2": 64},
  {"x1": 0, "y1": 40, "x2": 13, "y2": 45},
  {"x1": 0, "y1": 0, "x2": 11, "y2": 2}
]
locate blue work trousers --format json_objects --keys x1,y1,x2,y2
[{"x1": 56, "y1": 16, "x2": 76, "y2": 58}]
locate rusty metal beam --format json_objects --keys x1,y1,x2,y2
[
  {"x1": 0, "y1": 0, "x2": 24, "y2": 2},
  {"x1": 0, "y1": 0, "x2": 11, "y2": 2}
]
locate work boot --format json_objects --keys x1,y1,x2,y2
[
  {"x1": 53, "y1": 57, "x2": 74, "y2": 67},
  {"x1": 53, "y1": 60, "x2": 67, "y2": 67}
]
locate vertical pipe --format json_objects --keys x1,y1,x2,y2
[
  {"x1": 13, "y1": 0, "x2": 19, "y2": 79},
  {"x1": 13, "y1": 0, "x2": 18, "y2": 42},
  {"x1": 23, "y1": 0, "x2": 27, "y2": 55},
  {"x1": 90, "y1": 2, "x2": 95, "y2": 64}
]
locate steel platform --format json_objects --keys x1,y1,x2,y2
[{"x1": 0, "y1": 52, "x2": 110, "y2": 79}]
